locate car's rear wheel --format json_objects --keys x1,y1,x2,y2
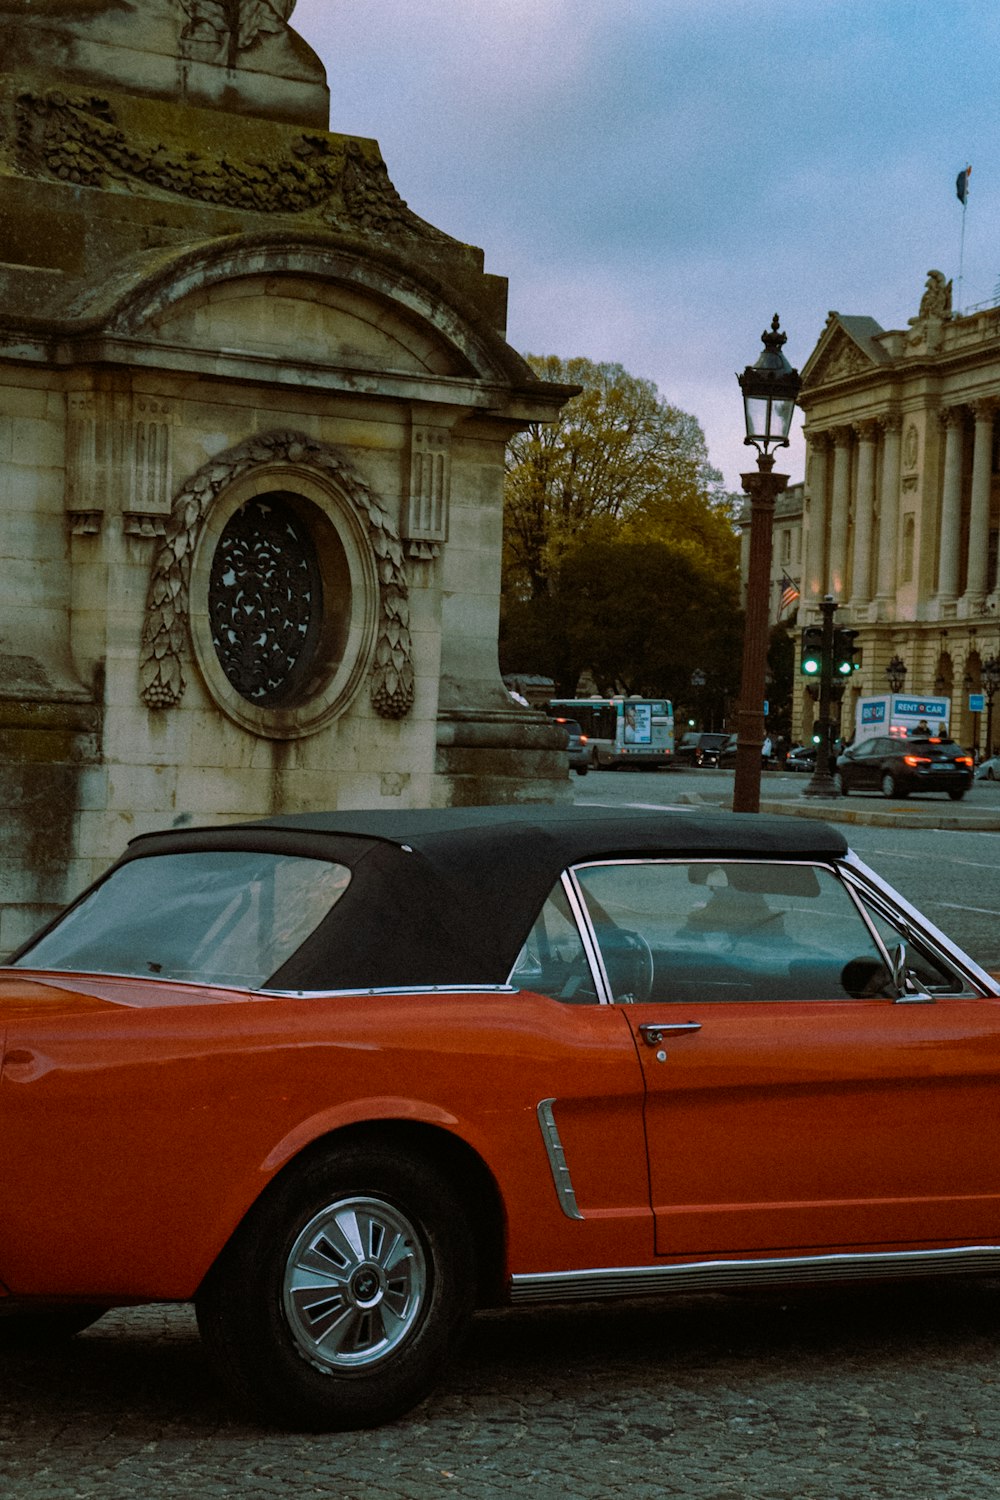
[
  {"x1": 881, "y1": 773, "x2": 907, "y2": 798},
  {"x1": 196, "y1": 1144, "x2": 475, "y2": 1431},
  {"x1": 948, "y1": 787, "x2": 966, "y2": 801}
]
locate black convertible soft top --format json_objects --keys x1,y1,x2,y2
[{"x1": 108, "y1": 805, "x2": 849, "y2": 990}]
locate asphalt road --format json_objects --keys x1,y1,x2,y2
[{"x1": 4, "y1": 778, "x2": 1000, "y2": 1498}]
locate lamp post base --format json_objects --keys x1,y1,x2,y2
[{"x1": 803, "y1": 769, "x2": 838, "y2": 798}]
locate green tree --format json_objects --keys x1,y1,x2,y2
[
  {"x1": 500, "y1": 355, "x2": 743, "y2": 703},
  {"x1": 503, "y1": 356, "x2": 737, "y2": 602}
]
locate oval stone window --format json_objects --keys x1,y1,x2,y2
[{"x1": 208, "y1": 493, "x2": 325, "y2": 706}]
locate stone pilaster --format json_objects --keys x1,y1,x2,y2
[
  {"x1": 936, "y1": 406, "x2": 965, "y2": 606},
  {"x1": 803, "y1": 430, "x2": 829, "y2": 605},
  {"x1": 848, "y1": 419, "x2": 878, "y2": 611},
  {"x1": 874, "y1": 412, "x2": 901, "y2": 611}
]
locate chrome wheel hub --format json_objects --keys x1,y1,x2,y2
[{"x1": 283, "y1": 1195, "x2": 426, "y2": 1373}]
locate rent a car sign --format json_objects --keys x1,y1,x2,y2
[{"x1": 856, "y1": 694, "x2": 951, "y2": 741}]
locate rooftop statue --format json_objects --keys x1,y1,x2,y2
[
  {"x1": 180, "y1": 1, "x2": 297, "y2": 66},
  {"x1": 1, "y1": 0, "x2": 327, "y2": 125}
]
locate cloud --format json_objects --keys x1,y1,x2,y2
[{"x1": 292, "y1": 0, "x2": 1000, "y2": 488}]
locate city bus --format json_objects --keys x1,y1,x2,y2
[{"x1": 546, "y1": 696, "x2": 675, "y2": 769}]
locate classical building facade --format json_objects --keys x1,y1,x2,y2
[
  {"x1": 0, "y1": 1, "x2": 571, "y2": 949},
  {"x1": 795, "y1": 270, "x2": 1000, "y2": 748}
]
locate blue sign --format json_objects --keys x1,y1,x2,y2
[
  {"x1": 892, "y1": 698, "x2": 947, "y2": 718},
  {"x1": 861, "y1": 702, "x2": 887, "y2": 726},
  {"x1": 969, "y1": 693, "x2": 985, "y2": 713}
]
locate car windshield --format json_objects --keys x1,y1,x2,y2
[{"x1": 14, "y1": 851, "x2": 351, "y2": 988}]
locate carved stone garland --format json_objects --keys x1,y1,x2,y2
[
  {"x1": 15, "y1": 92, "x2": 451, "y2": 243},
  {"x1": 139, "y1": 431, "x2": 415, "y2": 719}
]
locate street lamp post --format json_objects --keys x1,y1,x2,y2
[
  {"x1": 982, "y1": 654, "x2": 1000, "y2": 756},
  {"x1": 732, "y1": 316, "x2": 801, "y2": 814}
]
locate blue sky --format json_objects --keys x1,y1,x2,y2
[{"x1": 293, "y1": 0, "x2": 1000, "y2": 492}]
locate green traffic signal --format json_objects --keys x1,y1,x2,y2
[
  {"x1": 833, "y1": 627, "x2": 860, "y2": 676},
  {"x1": 800, "y1": 625, "x2": 823, "y2": 677}
]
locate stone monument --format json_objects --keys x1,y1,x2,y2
[{"x1": 0, "y1": 0, "x2": 572, "y2": 948}]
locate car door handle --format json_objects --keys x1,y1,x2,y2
[{"x1": 639, "y1": 1021, "x2": 702, "y2": 1046}]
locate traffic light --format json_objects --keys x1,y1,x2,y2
[
  {"x1": 800, "y1": 625, "x2": 823, "y2": 677},
  {"x1": 833, "y1": 627, "x2": 860, "y2": 677}
]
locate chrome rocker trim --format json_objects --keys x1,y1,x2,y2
[{"x1": 510, "y1": 1243, "x2": 1000, "y2": 1304}]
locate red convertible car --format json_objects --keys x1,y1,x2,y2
[{"x1": 1, "y1": 805, "x2": 998, "y2": 1430}]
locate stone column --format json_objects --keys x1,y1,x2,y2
[
  {"x1": 875, "y1": 412, "x2": 901, "y2": 606},
  {"x1": 963, "y1": 400, "x2": 995, "y2": 605},
  {"x1": 803, "y1": 430, "x2": 828, "y2": 604},
  {"x1": 936, "y1": 406, "x2": 965, "y2": 604},
  {"x1": 828, "y1": 427, "x2": 852, "y2": 599},
  {"x1": 848, "y1": 420, "x2": 877, "y2": 610}
]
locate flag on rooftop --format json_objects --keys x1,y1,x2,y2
[
  {"x1": 957, "y1": 165, "x2": 972, "y2": 205},
  {"x1": 779, "y1": 574, "x2": 800, "y2": 613}
]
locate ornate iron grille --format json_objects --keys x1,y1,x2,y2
[{"x1": 209, "y1": 495, "x2": 324, "y2": 705}]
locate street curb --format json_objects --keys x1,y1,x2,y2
[
  {"x1": 757, "y1": 798, "x2": 1000, "y2": 832},
  {"x1": 675, "y1": 785, "x2": 1000, "y2": 832}
]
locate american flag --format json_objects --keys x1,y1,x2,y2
[{"x1": 778, "y1": 573, "x2": 800, "y2": 613}]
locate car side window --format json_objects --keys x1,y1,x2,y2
[
  {"x1": 572, "y1": 860, "x2": 892, "y2": 1004},
  {"x1": 510, "y1": 882, "x2": 598, "y2": 1003}
]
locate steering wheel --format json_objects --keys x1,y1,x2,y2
[{"x1": 602, "y1": 928, "x2": 654, "y2": 1003}]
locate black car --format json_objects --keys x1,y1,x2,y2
[
  {"x1": 785, "y1": 745, "x2": 817, "y2": 773},
  {"x1": 673, "y1": 731, "x2": 728, "y2": 768},
  {"x1": 551, "y1": 716, "x2": 590, "y2": 775},
  {"x1": 833, "y1": 734, "x2": 975, "y2": 800}
]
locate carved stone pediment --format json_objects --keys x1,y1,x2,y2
[{"x1": 807, "y1": 328, "x2": 874, "y2": 387}]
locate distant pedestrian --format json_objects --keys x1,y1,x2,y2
[{"x1": 761, "y1": 734, "x2": 772, "y2": 766}]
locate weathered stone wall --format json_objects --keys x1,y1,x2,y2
[{"x1": 0, "y1": 4, "x2": 572, "y2": 946}]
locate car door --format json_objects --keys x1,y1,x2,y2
[
  {"x1": 571, "y1": 857, "x2": 1000, "y2": 1260},
  {"x1": 845, "y1": 737, "x2": 881, "y2": 789}
]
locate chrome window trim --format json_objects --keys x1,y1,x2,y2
[
  {"x1": 510, "y1": 1243, "x2": 1000, "y2": 1304},
  {"x1": 559, "y1": 869, "x2": 615, "y2": 1004},
  {"x1": 262, "y1": 983, "x2": 519, "y2": 999}
]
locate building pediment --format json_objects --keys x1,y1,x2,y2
[{"x1": 802, "y1": 313, "x2": 888, "y2": 391}]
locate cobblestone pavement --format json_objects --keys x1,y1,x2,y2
[{"x1": 4, "y1": 1283, "x2": 1000, "y2": 1499}]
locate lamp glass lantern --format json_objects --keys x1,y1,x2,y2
[
  {"x1": 738, "y1": 314, "x2": 801, "y2": 459},
  {"x1": 885, "y1": 655, "x2": 907, "y2": 694}
]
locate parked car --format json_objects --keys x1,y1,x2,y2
[
  {"x1": 551, "y1": 715, "x2": 589, "y2": 775},
  {"x1": 2, "y1": 805, "x2": 998, "y2": 1431},
  {"x1": 673, "y1": 731, "x2": 728, "y2": 768},
  {"x1": 784, "y1": 744, "x2": 817, "y2": 773},
  {"x1": 833, "y1": 734, "x2": 974, "y2": 799},
  {"x1": 975, "y1": 754, "x2": 1000, "y2": 781},
  {"x1": 717, "y1": 732, "x2": 739, "y2": 767}
]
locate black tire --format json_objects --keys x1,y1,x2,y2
[
  {"x1": 948, "y1": 787, "x2": 966, "y2": 801},
  {"x1": 881, "y1": 773, "x2": 906, "y2": 799},
  {"x1": 196, "y1": 1144, "x2": 475, "y2": 1431},
  {"x1": 0, "y1": 1305, "x2": 106, "y2": 1351},
  {"x1": 832, "y1": 772, "x2": 847, "y2": 797},
  {"x1": 574, "y1": 765, "x2": 588, "y2": 777}
]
